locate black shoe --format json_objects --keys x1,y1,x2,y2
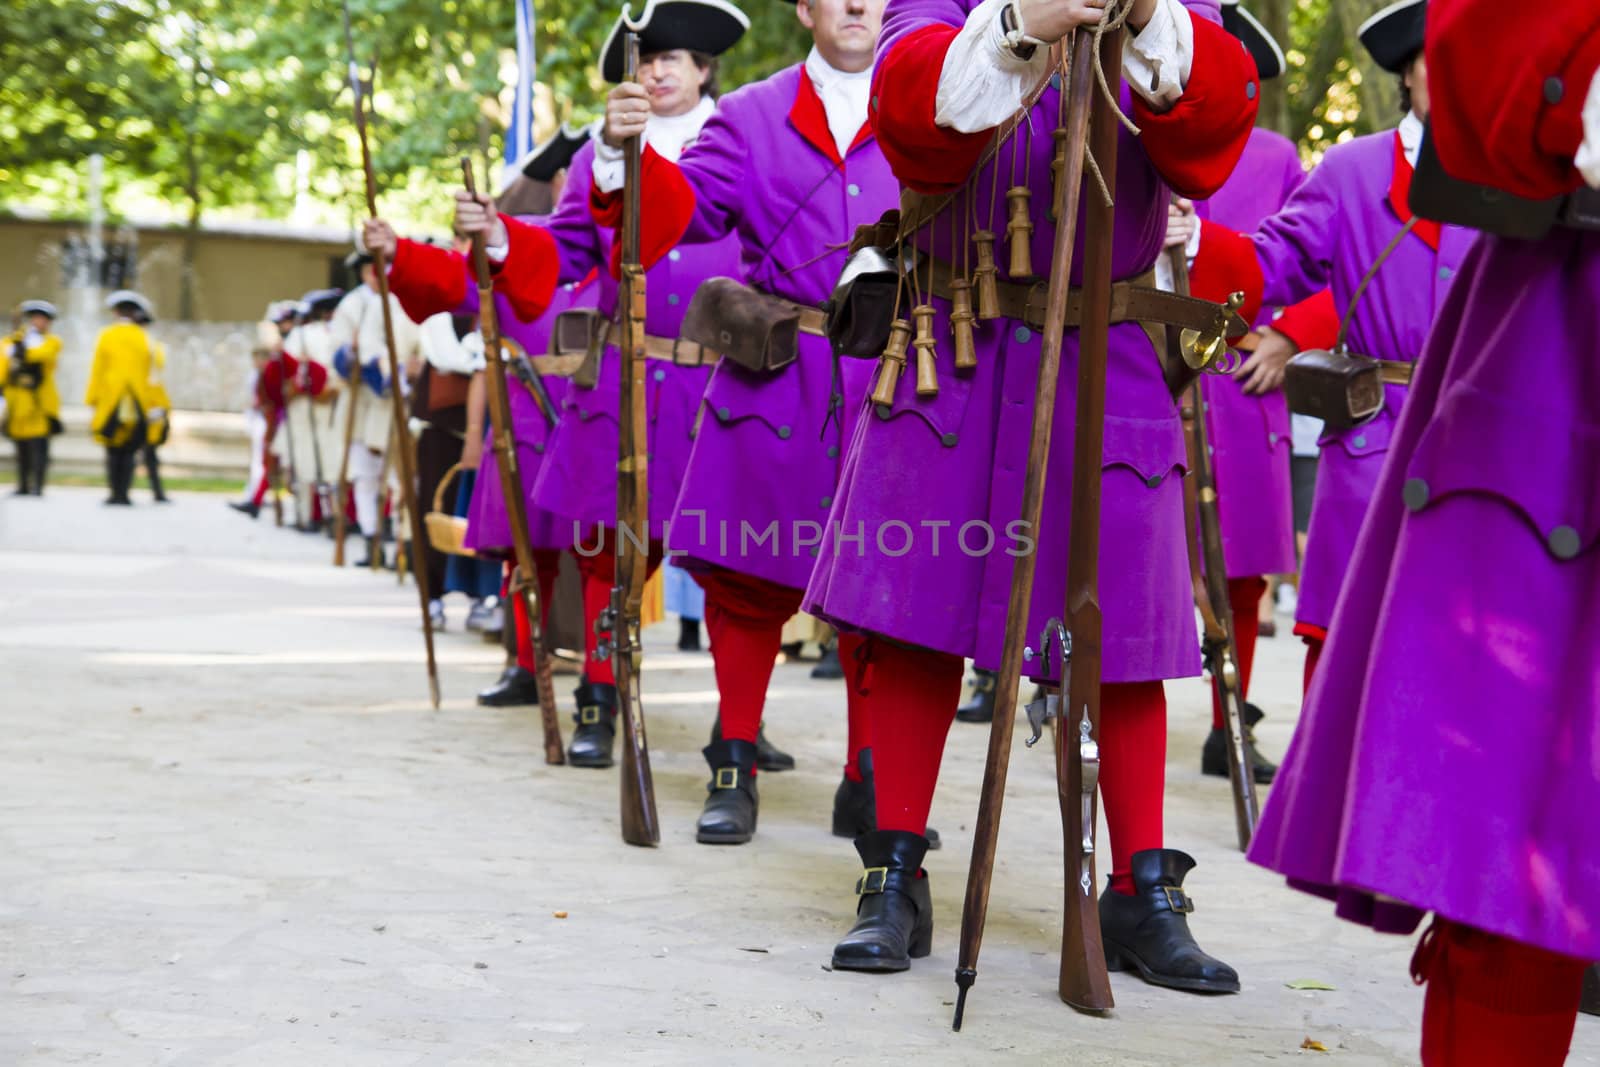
[
  {"x1": 567, "y1": 681, "x2": 617, "y2": 768},
  {"x1": 1582, "y1": 964, "x2": 1600, "y2": 1017},
  {"x1": 1100, "y1": 849, "x2": 1239, "y2": 994},
  {"x1": 956, "y1": 668, "x2": 998, "y2": 723},
  {"x1": 353, "y1": 536, "x2": 384, "y2": 570},
  {"x1": 710, "y1": 718, "x2": 795, "y2": 773},
  {"x1": 105, "y1": 496, "x2": 132, "y2": 507},
  {"x1": 695, "y1": 739, "x2": 759, "y2": 845},
  {"x1": 478, "y1": 665, "x2": 539, "y2": 707},
  {"x1": 229, "y1": 500, "x2": 261, "y2": 519},
  {"x1": 830, "y1": 830, "x2": 934, "y2": 973},
  {"x1": 831, "y1": 750, "x2": 941, "y2": 849},
  {"x1": 1200, "y1": 702, "x2": 1278, "y2": 784},
  {"x1": 677, "y1": 617, "x2": 702, "y2": 652},
  {"x1": 811, "y1": 643, "x2": 844, "y2": 680}
]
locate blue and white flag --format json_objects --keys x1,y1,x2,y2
[{"x1": 506, "y1": 0, "x2": 536, "y2": 165}]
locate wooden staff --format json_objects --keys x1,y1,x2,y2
[
  {"x1": 461, "y1": 158, "x2": 567, "y2": 766},
  {"x1": 342, "y1": 0, "x2": 440, "y2": 708},
  {"x1": 330, "y1": 338, "x2": 362, "y2": 565},
  {"x1": 605, "y1": 28, "x2": 661, "y2": 847},
  {"x1": 952, "y1": 30, "x2": 1102, "y2": 1032},
  {"x1": 1170, "y1": 242, "x2": 1260, "y2": 848}
]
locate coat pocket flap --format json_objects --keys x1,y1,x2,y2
[{"x1": 1103, "y1": 413, "x2": 1188, "y2": 486}]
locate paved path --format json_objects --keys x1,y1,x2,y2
[{"x1": 2, "y1": 488, "x2": 1594, "y2": 1065}]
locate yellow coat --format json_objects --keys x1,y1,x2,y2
[
  {"x1": 86, "y1": 321, "x2": 155, "y2": 448},
  {"x1": 145, "y1": 341, "x2": 172, "y2": 446},
  {"x1": 3, "y1": 330, "x2": 63, "y2": 440}
]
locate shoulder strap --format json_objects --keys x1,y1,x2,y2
[{"x1": 1337, "y1": 216, "x2": 1418, "y2": 352}]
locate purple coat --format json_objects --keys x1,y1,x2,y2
[
  {"x1": 527, "y1": 140, "x2": 737, "y2": 536},
  {"x1": 1239, "y1": 129, "x2": 1476, "y2": 631},
  {"x1": 464, "y1": 278, "x2": 592, "y2": 555},
  {"x1": 1194, "y1": 127, "x2": 1303, "y2": 579},
  {"x1": 1249, "y1": 227, "x2": 1600, "y2": 961},
  {"x1": 805, "y1": 0, "x2": 1250, "y2": 683},
  {"x1": 662, "y1": 65, "x2": 895, "y2": 591}
]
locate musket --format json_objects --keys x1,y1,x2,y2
[
  {"x1": 330, "y1": 335, "x2": 363, "y2": 566},
  {"x1": 952, "y1": 27, "x2": 1108, "y2": 1031},
  {"x1": 1170, "y1": 244, "x2": 1259, "y2": 849},
  {"x1": 1054, "y1": 23, "x2": 1123, "y2": 1014},
  {"x1": 596, "y1": 26, "x2": 660, "y2": 847},
  {"x1": 342, "y1": 0, "x2": 441, "y2": 709},
  {"x1": 272, "y1": 348, "x2": 296, "y2": 527},
  {"x1": 508, "y1": 351, "x2": 561, "y2": 429},
  {"x1": 373, "y1": 417, "x2": 396, "y2": 572},
  {"x1": 461, "y1": 157, "x2": 567, "y2": 766}
]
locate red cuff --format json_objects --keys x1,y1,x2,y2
[
  {"x1": 1428, "y1": 0, "x2": 1599, "y2": 198},
  {"x1": 298, "y1": 359, "x2": 329, "y2": 397},
  {"x1": 498, "y1": 215, "x2": 562, "y2": 323},
  {"x1": 590, "y1": 146, "x2": 698, "y2": 277},
  {"x1": 1135, "y1": 17, "x2": 1259, "y2": 199},
  {"x1": 388, "y1": 238, "x2": 468, "y2": 323},
  {"x1": 870, "y1": 25, "x2": 993, "y2": 194},
  {"x1": 1188, "y1": 218, "x2": 1263, "y2": 331},
  {"x1": 1271, "y1": 289, "x2": 1339, "y2": 353}
]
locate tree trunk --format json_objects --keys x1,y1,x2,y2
[
  {"x1": 1256, "y1": 0, "x2": 1291, "y2": 136},
  {"x1": 179, "y1": 31, "x2": 203, "y2": 322}
]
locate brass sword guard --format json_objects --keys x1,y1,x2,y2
[{"x1": 1180, "y1": 290, "x2": 1245, "y2": 371}]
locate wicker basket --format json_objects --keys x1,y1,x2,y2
[{"x1": 425, "y1": 462, "x2": 476, "y2": 558}]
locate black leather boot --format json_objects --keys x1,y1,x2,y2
[
  {"x1": 567, "y1": 680, "x2": 617, "y2": 768},
  {"x1": 677, "y1": 617, "x2": 702, "y2": 651},
  {"x1": 710, "y1": 718, "x2": 794, "y2": 772},
  {"x1": 1582, "y1": 964, "x2": 1600, "y2": 1016},
  {"x1": 1201, "y1": 702, "x2": 1278, "y2": 784},
  {"x1": 478, "y1": 664, "x2": 539, "y2": 707},
  {"x1": 695, "y1": 739, "x2": 759, "y2": 845},
  {"x1": 956, "y1": 668, "x2": 998, "y2": 723},
  {"x1": 830, "y1": 830, "x2": 934, "y2": 973},
  {"x1": 353, "y1": 536, "x2": 383, "y2": 569},
  {"x1": 1100, "y1": 849, "x2": 1239, "y2": 994},
  {"x1": 831, "y1": 749, "x2": 941, "y2": 849}
]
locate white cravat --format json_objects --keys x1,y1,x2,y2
[
  {"x1": 935, "y1": 0, "x2": 1195, "y2": 134},
  {"x1": 592, "y1": 95, "x2": 717, "y2": 193},
  {"x1": 1398, "y1": 110, "x2": 1424, "y2": 169},
  {"x1": 804, "y1": 46, "x2": 873, "y2": 158}
]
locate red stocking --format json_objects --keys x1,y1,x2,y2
[
  {"x1": 1412, "y1": 919, "x2": 1586, "y2": 1066},
  {"x1": 697, "y1": 568, "x2": 802, "y2": 756},
  {"x1": 1098, "y1": 681, "x2": 1167, "y2": 895},
  {"x1": 575, "y1": 545, "x2": 616, "y2": 686},
  {"x1": 856, "y1": 641, "x2": 963, "y2": 836},
  {"x1": 1211, "y1": 576, "x2": 1265, "y2": 729},
  {"x1": 838, "y1": 632, "x2": 871, "y2": 782}
]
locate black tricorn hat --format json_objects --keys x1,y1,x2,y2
[
  {"x1": 599, "y1": 0, "x2": 750, "y2": 84},
  {"x1": 343, "y1": 249, "x2": 374, "y2": 271},
  {"x1": 1359, "y1": 0, "x2": 1426, "y2": 74},
  {"x1": 1220, "y1": 1, "x2": 1286, "y2": 81},
  {"x1": 514, "y1": 121, "x2": 596, "y2": 182}
]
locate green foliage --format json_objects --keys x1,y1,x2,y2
[{"x1": 3, "y1": 0, "x2": 1411, "y2": 232}]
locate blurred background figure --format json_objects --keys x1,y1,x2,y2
[
  {"x1": 87, "y1": 290, "x2": 159, "y2": 507},
  {"x1": 4, "y1": 300, "x2": 64, "y2": 497}
]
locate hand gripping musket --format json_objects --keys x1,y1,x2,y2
[
  {"x1": 342, "y1": 0, "x2": 440, "y2": 708},
  {"x1": 461, "y1": 158, "x2": 567, "y2": 765},
  {"x1": 594, "y1": 26, "x2": 660, "y2": 847},
  {"x1": 1169, "y1": 241, "x2": 1259, "y2": 849},
  {"x1": 952, "y1": 22, "x2": 1121, "y2": 1030}
]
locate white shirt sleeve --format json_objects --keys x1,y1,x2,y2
[
  {"x1": 591, "y1": 134, "x2": 626, "y2": 194},
  {"x1": 934, "y1": 0, "x2": 1195, "y2": 132},
  {"x1": 1577, "y1": 69, "x2": 1600, "y2": 190},
  {"x1": 1121, "y1": 0, "x2": 1195, "y2": 112},
  {"x1": 934, "y1": 0, "x2": 1052, "y2": 134}
]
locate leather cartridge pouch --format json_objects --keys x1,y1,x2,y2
[
  {"x1": 1283, "y1": 348, "x2": 1384, "y2": 430},
  {"x1": 681, "y1": 276, "x2": 803, "y2": 374},
  {"x1": 551, "y1": 307, "x2": 606, "y2": 388},
  {"x1": 826, "y1": 243, "x2": 903, "y2": 359}
]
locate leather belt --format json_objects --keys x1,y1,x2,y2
[
  {"x1": 1377, "y1": 359, "x2": 1413, "y2": 386},
  {"x1": 638, "y1": 331, "x2": 718, "y2": 367},
  {"x1": 526, "y1": 353, "x2": 587, "y2": 378},
  {"x1": 923, "y1": 256, "x2": 1247, "y2": 337}
]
